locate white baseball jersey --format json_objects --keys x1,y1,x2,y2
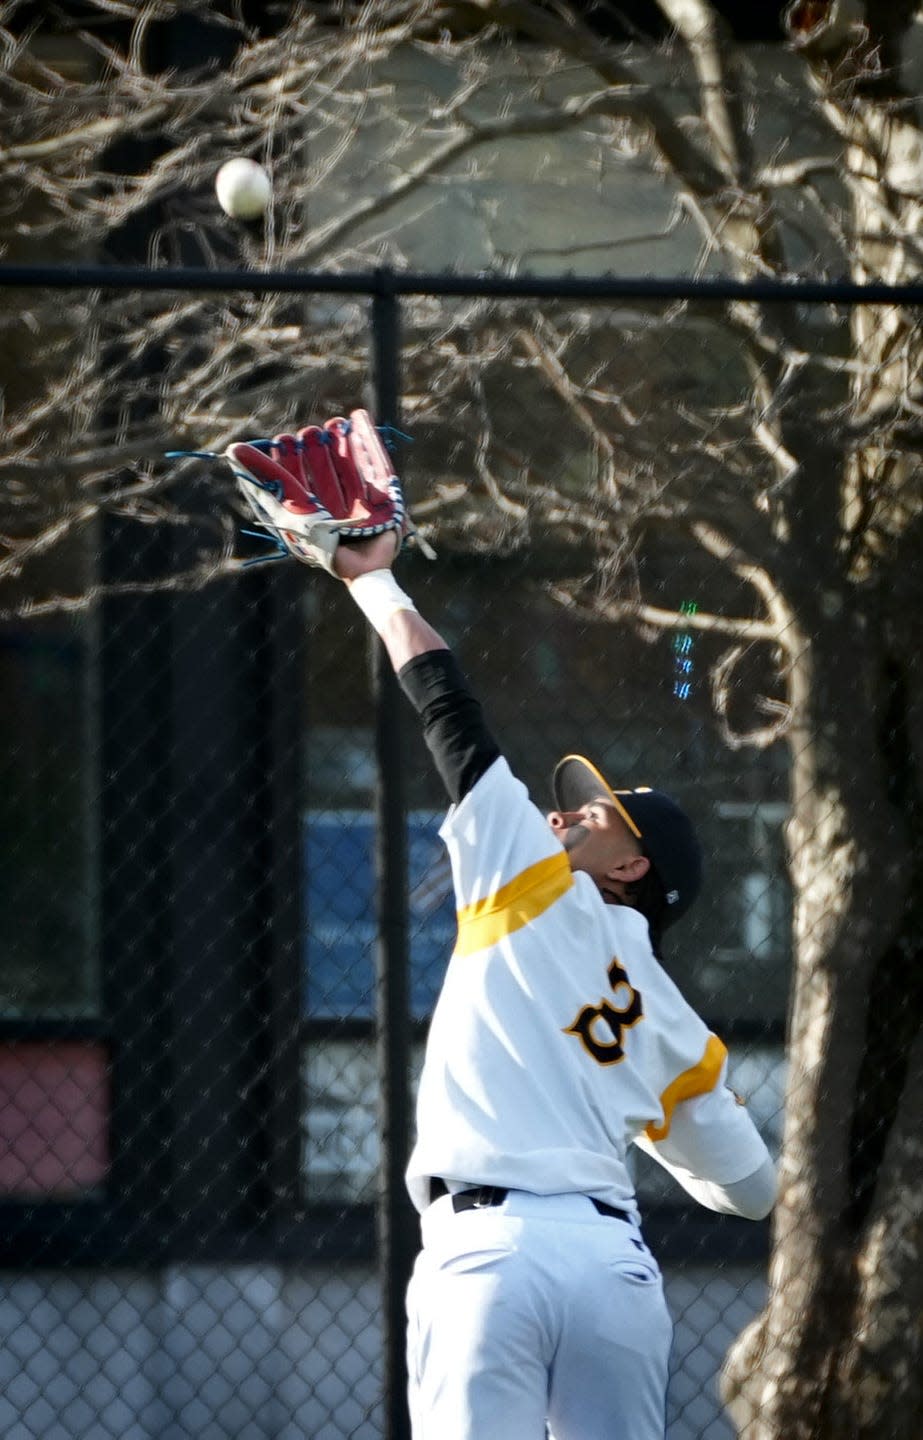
[{"x1": 406, "y1": 757, "x2": 768, "y2": 1216}]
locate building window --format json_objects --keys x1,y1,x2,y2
[
  {"x1": 0, "y1": 1041, "x2": 109, "y2": 1199},
  {"x1": 0, "y1": 621, "x2": 98, "y2": 1020},
  {"x1": 303, "y1": 809, "x2": 454, "y2": 1021},
  {"x1": 0, "y1": 615, "x2": 106, "y2": 1206},
  {"x1": 301, "y1": 809, "x2": 452, "y2": 1203}
]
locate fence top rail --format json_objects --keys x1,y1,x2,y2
[{"x1": 2, "y1": 263, "x2": 923, "y2": 306}]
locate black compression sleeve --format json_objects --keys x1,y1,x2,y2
[{"x1": 397, "y1": 649, "x2": 502, "y2": 804}]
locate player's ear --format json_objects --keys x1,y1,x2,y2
[{"x1": 606, "y1": 853, "x2": 650, "y2": 885}]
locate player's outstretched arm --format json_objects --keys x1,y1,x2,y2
[
  {"x1": 335, "y1": 534, "x2": 450, "y2": 673},
  {"x1": 224, "y1": 410, "x2": 501, "y2": 805},
  {"x1": 340, "y1": 548, "x2": 502, "y2": 806}
]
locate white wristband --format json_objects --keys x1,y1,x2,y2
[{"x1": 348, "y1": 569, "x2": 417, "y2": 633}]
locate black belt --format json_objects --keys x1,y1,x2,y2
[{"x1": 429, "y1": 1177, "x2": 630, "y2": 1223}]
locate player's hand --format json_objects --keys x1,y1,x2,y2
[{"x1": 335, "y1": 530, "x2": 402, "y2": 581}]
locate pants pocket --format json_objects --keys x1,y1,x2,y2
[
  {"x1": 610, "y1": 1255, "x2": 661, "y2": 1286},
  {"x1": 440, "y1": 1243, "x2": 515, "y2": 1276}
]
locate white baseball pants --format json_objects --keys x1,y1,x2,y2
[{"x1": 406, "y1": 1190, "x2": 672, "y2": 1440}]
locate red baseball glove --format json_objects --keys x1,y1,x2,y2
[{"x1": 226, "y1": 410, "x2": 428, "y2": 572}]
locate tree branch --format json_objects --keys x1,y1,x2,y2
[
  {"x1": 433, "y1": 0, "x2": 729, "y2": 193},
  {"x1": 0, "y1": 102, "x2": 168, "y2": 164},
  {"x1": 655, "y1": 0, "x2": 754, "y2": 185},
  {"x1": 689, "y1": 517, "x2": 793, "y2": 631},
  {"x1": 710, "y1": 640, "x2": 794, "y2": 749},
  {"x1": 0, "y1": 558, "x2": 241, "y2": 623},
  {"x1": 549, "y1": 585, "x2": 782, "y2": 642}
]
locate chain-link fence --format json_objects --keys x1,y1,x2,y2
[{"x1": 0, "y1": 265, "x2": 918, "y2": 1439}]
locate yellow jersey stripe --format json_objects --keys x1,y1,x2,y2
[
  {"x1": 453, "y1": 851, "x2": 574, "y2": 958},
  {"x1": 645, "y1": 1033, "x2": 727, "y2": 1142}
]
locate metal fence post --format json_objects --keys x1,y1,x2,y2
[{"x1": 370, "y1": 272, "x2": 415, "y2": 1440}]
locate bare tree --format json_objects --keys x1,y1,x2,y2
[{"x1": 2, "y1": 2, "x2": 922, "y2": 1435}]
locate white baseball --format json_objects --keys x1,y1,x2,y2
[{"x1": 215, "y1": 158, "x2": 272, "y2": 220}]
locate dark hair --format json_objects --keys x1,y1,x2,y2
[{"x1": 627, "y1": 865, "x2": 669, "y2": 958}]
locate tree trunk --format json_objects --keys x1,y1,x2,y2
[
  {"x1": 833, "y1": 1026, "x2": 923, "y2": 1433},
  {"x1": 723, "y1": 9, "x2": 923, "y2": 1434},
  {"x1": 722, "y1": 590, "x2": 920, "y2": 1436}
]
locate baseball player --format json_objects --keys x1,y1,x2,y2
[{"x1": 224, "y1": 412, "x2": 777, "y2": 1440}]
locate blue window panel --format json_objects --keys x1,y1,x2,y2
[{"x1": 304, "y1": 811, "x2": 457, "y2": 1019}]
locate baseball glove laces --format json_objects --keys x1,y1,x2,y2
[
  {"x1": 225, "y1": 409, "x2": 434, "y2": 572},
  {"x1": 166, "y1": 409, "x2": 434, "y2": 572}
]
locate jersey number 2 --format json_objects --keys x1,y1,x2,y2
[{"x1": 564, "y1": 958, "x2": 644, "y2": 1065}]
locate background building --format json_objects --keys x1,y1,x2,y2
[{"x1": 0, "y1": 5, "x2": 846, "y2": 1437}]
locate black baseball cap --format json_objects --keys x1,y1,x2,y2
[{"x1": 552, "y1": 754, "x2": 703, "y2": 928}]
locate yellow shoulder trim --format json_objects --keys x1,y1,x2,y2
[
  {"x1": 645, "y1": 1033, "x2": 727, "y2": 1142},
  {"x1": 453, "y1": 850, "x2": 573, "y2": 959}
]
